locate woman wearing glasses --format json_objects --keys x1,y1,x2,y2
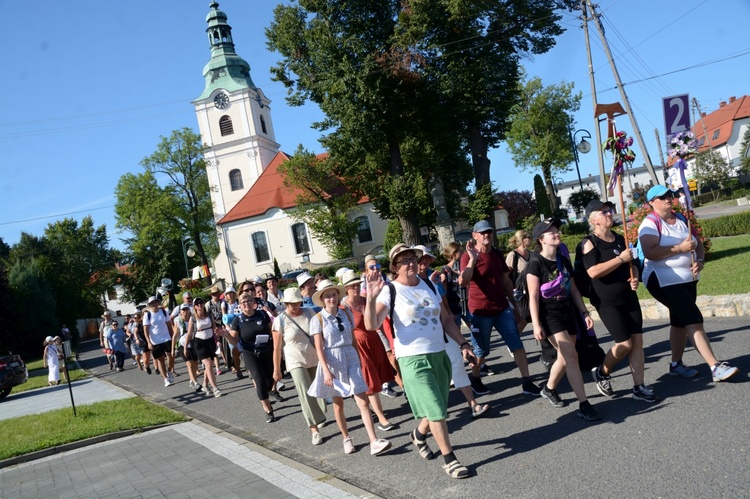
[
  {"x1": 364, "y1": 244, "x2": 478, "y2": 479},
  {"x1": 582, "y1": 200, "x2": 656, "y2": 403},
  {"x1": 186, "y1": 297, "x2": 222, "y2": 397},
  {"x1": 229, "y1": 292, "x2": 277, "y2": 422},
  {"x1": 306, "y1": 280, "x2": 392, "y2": 456},
  {"x1": 638, "y1": 185, "x2": 738, "y2": 382}
]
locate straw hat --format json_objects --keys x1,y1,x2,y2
[
  {"x1": 311, "y1": 279, "x2": 346, "y2": 307},
  {"x1": 340, "y1": 271, "x2": 361, "y2": 287}
]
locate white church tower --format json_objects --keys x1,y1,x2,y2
[{"x1": 192, "y1": 1, "x2": 280, "y2": 221}]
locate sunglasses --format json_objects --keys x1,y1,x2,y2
[
  {"x1": 368, "y1": 263, "x2": 381, "y2": 270},
  {"x1": 655, "y1": 194, "x2": 674, "y2": 201},
  {"x1": 478, "y1": 230, "x2": 493, "y2": 235},
  {"x1": 598, "y1": 209, "x2": 613, "y2": 215},
  {"x1": 335, "y1": 316, "x2": 344, "y2": 332},
  {"x1": 396, "y1": 256, "x2": 418, "y2": 266}
]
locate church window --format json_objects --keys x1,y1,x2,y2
[
  {"x1": 219, "y1": 115, "x2": 234, "y2": 136},
  {"x1": 260, "y1": 115, "x2": 267, "y2": 134},
  {"x1": 291, "y1": 223, "x2": 311, "y2": 255},
  {"x1": 251, "y1": 232, "x2": 271, "y2": 263},
  {"x1": 355, "y1": 216, "x2": 373, "y2": 243},
  {"x1": 229, "y1": 169, "x2": 243, "y2": 191}
]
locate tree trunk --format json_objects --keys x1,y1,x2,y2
[
  {"x1": 468, "y1": 122, "x2": 491, "y2": 189},
  {"x1": 388, "y1": 139, "x2": 421, "y2": 245},
  {"x1": 542, "y1": 165, "x2": 559, "y2": 212}
]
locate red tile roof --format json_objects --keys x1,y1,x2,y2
[
  {"x1": 692, "y1": 95, "x2": 750, "y2": 151},
  {"x1": 219, "y1": 151, "x2": 335, "y2": 224}
]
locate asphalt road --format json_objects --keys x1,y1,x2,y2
[{"x1": 77, "y1": 316, "x2": 750, "y2": 499}]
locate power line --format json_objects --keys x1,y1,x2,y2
[{"x1": 0, "y1": 205, "x2": 115, "y2": 227}]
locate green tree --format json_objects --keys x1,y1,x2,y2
[
  {"x1": 505, "y1": 76, "x2": 581, "y2": 211},
  {"x1": 693, "y1": 150, "x2": 733, "y2": 201},
  {"x1": 383, "y1": 219, "x2": 403, "y2": 257},
  {"x1": 567, "y1": 187, "x2": 600, "y2": 217},
  {"x1": 533, "y1": 174, "x2": 552, "y2": 218},
  {"x1": 738, "y1": 125, "x2": 750, "y2": 182},
  {"x1": 396, "y1": 0, "x2": 575, "y2": 189},
  {"x1": 465, "y1": 183, "x2": 497, "y2": 226},
  {"x1": 279, "y1": 147, "x2": 361, "y2": 259},
  {"x1": 7, "y1": 258, "x2": 58, "y2": 355},
  {"x1": 115, "y1": 128, "x2": 218, "y2": 291}
]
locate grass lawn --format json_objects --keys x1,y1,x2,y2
[
  {"x1": 15, "y1": 358, "x2": 89, "y2": 394},
  {"x1": 636, "y1": 234, "x2": 750, "y2": 299},
  {"x1": 0, "y1": 398, "x2": 188, "y2": 461}
]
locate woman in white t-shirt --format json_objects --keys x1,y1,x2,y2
[
  {"x1": 638, "y1": 185, "x2": 738, "y2": 382},
  {"x1": 364, "y1": 244, "x2": 477, "y2": 480},
  {"x1": 272, "y1": 287, "x2": 326, "y2": 445}
]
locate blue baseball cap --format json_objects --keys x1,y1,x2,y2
[
  {"x1": 472, "y1": 220, "x2": 493, "y2": 232},
  {"x1": 646, "y1": 185, "x2": 670, "y2": 201}
]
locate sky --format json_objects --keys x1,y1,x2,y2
[{"x1": 1, "y1": 0, "x2": 748, "y2": 250}]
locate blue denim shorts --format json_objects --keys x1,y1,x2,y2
[{"x1": 470, "y1": 307, "x2": 523, "y2": 358}]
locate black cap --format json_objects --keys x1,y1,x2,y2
[
  {"x1": 584, "y1": 199, "x2": 615, "y2": 218},
  {"x1": 531, "y1": 218, "x2": 563, "y2": 240}
]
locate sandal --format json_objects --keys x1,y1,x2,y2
[
  {"x1": 442, "y1": 459, "x2": 469, "y2": 479},
  {"x1": 471, "y1": 403, "x2": 489, "y2": 418},
  {"x1": 410, "y1": 430, "x2": 435, "y2": 460}
]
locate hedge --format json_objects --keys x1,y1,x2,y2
[{"x1": 699, "y1": 211, "x2": 750, "y2": 237}]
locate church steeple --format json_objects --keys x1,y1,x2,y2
[{"x1": 195, "y1": 1, "x2": 256, "y2": 100}]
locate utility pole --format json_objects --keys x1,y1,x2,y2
[
  {"x1": 654, "y1": 129, "x2": 666, "y2": 170},
  {"x1": 586, "y1": 0, "x2": 660, "y2": 187},
  {"x1": 580, "y1": 0, "x2": 608, "y2": 201}
]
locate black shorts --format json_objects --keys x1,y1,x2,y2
[
  {"x1": 646, "y1": 274, "x2": 703, "y2": 328},
  {"x1": 181, "y1": 345, "x2": 198, "y2": 362},
  {"x1": 151, "y1": 341, "x2": 171, "y2": 360},
  {"x1": 597, "y1": 301, "x2": 643, "y2": 343},
  {"x1": 194, "y1": 337, "x2": 216, "y2": 360}
]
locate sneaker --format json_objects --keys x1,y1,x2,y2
[
  {"x1": 540, "y1": 385, "x2": 565, "y2": 408},
  {"x1": 592, "y1": 366, "x2": 614, "y2": 397},
  {"x1": 632, "y1": 384, "x2": 658, "y2": 403},
  {"x1": 195, "y1": 382, "x2": 203, "y2": 392},
  {"x1": 266, "y1": 411, "x2": 276, "y2": 423},
  {"x1": 312, "y1": 432, "x2": 323, "y2": 445},
  {"x1": 115, "y1": 367, "x2": 123, "y2": 372},
  {"x1": 146, "y1": 366, "x2": 152, "y2": 375},
  {"x1": 381, "y1": 386, "x2": 399, "y2": 398},
  {"x1": 167, "y1": 371, "x2": 174, "y2": 383},
  {"x1": 343, "y1": 437, "x2": 355, "y2": 454},
  {"x1": 276, "y1": 381, "x2": 287, "y2": 391},
  {"x1": 370, "y1": 438, "x2": 392, "y2": 456},
  {"x1": 711, "y1": 361, "x2": 739, "y2": 382},
  {"x1": 577, "y1": 401, "x2": 602, "y2": 421},
  {"x1": 522, "y1": 380, "x2": 542, "y2": 396},
  {"x1": 132, "y1": 361, "x2": 138, "y2": 365},
  {"x1": 469, "y1": 374, "x2": 490, "y2": 396},
  {"x1": 479, "y1": 363, "x2": 495, "y2": 377},
  {"x1": 213, "y1": 387, "x2": 222, "y2": 398},
  {"x1": 377, "y1": 422, "x2": 395, "y2": 431},
  {"x1": 188, "y1": 381, "x2": 196, "y2": 389},
  {"x1": 164, "y1": 378, "x2": 174, "y2": 387},
  {"x1": 669, "y1": 360, "x2": 698, "y2": 378},
  {"x1": 270, "y1": 390, "x2": 285, "y2": 403},
  {"x1": 236, "y1": 371, "x2": 245, "y2": 380}
]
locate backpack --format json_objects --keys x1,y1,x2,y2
[
  {"x1": 144, "y1": 308, "x2": 168, "y2": 322},
  {"x1": 513, "y1": 260, "x2": 533, "y2": 323},
  {"x1": 633, "y1": 211, "x2": 688, "y2": 281},
  {"x1": 573, "y1": 235, "x2": 598, "y2": 299}
]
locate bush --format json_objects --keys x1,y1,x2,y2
[
  {"x1": 699, "y1": 211, "x2": 750, "y2": 237},
  {"x1": 561, "y1": 220, "x2": 589, "y2": 235}
]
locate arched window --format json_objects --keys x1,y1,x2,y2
[
  {"x1": 355, "y1": 216, "x2": 373, "y2": 243},
  {"x1": 260, "y1": 115, "x2": 267, "y2": 134},
  {"x1": 291, "y1": 223, "x2": 310, "y2": 254},
  {"x1": 229, "y1": 169, "x2": 243, "y2": 191},
  {"x1": 251, "y1": 232, "x2": 270, "y2": 263},
  {"x1": 219, "y1": 115, "x2": 234, "y2": 136}
]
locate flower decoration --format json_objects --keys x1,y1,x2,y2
[
  {"x1": 667, "y1": 131, "x2": 697, "y2": 159},
  {"x1": 603, "y1": 130, "x2": 636, "y2": 194}
]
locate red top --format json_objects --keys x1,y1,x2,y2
[{"x1": 460, "y1": 248, "x2": 511, "y2": 316}]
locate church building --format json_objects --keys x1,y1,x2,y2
[{"x1": 192, "y1": 2, "x2": 387, "y2": 284}]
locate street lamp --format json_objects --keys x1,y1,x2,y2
[
  {"x1": 181, "y1": 238, "x2": 195, "y2": 279},
  {"x1": 569, "y1": 128, "x2": 593, "y2": 190}
]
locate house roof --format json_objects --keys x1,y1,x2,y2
[
  {"x1": 692, "y1": 95, "x2": 750, "y2": 151},
  {"x1": 218, "y1": 151, "x2": 333, "y2": 224}
]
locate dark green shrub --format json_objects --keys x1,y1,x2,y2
[{"x1": 700, "y1": 212, "x2": 750, "y2": 237}]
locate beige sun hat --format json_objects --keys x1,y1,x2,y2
[
  {"x1": 340, "y1": 271, "x2": 362, "y2": 287},
  {"x1": 282, "y1": 287, "x2": 303, "y2": 304},
  {"x1": 311, "y1": 279, "x2": 346, "y2": 308}
]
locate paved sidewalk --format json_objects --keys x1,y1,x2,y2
[
  {"x1": 0, "y1": 421, "x2": 363, "y2": 499},
  {"x1": 0, "y1": 378, "x2": 134, "y2": 421}
]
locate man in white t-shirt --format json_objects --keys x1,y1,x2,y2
[{"x1": 143, "y1": 296, "x2": 176, "y2": 387}]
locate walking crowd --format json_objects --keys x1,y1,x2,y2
[{"x1": 93, "y1": 186, "x2": 739, "y2": 479}]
